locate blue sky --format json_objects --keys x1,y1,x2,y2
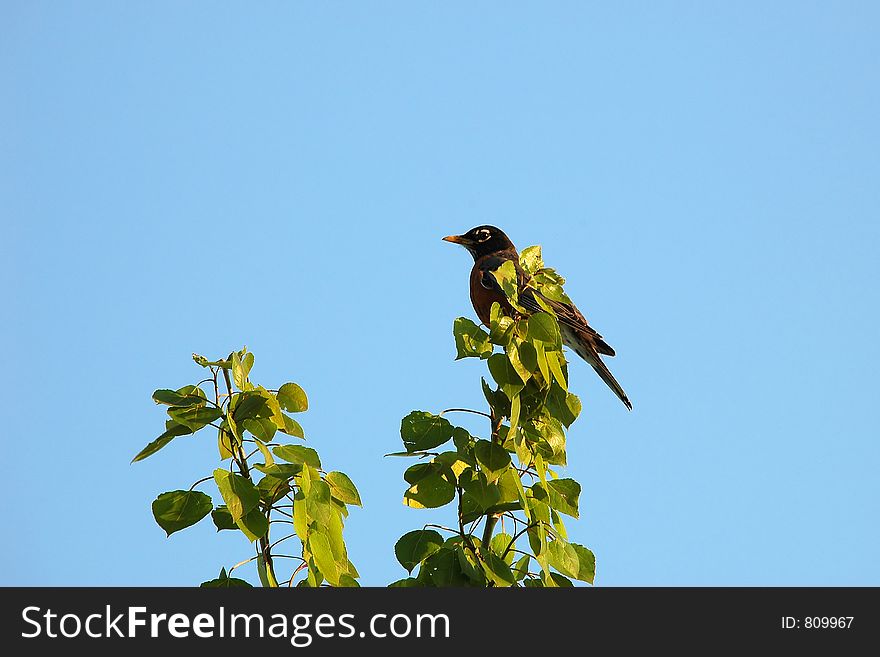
[{"x1": 2, "y1": 2, "x2": 878, "y2": 586}]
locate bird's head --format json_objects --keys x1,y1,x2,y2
[{"x1": 442, "y1": 225, "x2": 516, "y2": 260}]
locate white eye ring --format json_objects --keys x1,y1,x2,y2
[{"x1": 476, "y1": 230, "x2": 490, "y2": 242}]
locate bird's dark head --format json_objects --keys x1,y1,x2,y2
[{"x1": 442, "y1": 225, "x2": 516, "y2": 260}]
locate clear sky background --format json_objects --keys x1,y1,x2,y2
[{"x1": 2, "y1": 2, "x2": 878, "y2": 586}]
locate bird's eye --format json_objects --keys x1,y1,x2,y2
[{"x1": 476, "y1": 230, "x2": 490, "y2": 242}]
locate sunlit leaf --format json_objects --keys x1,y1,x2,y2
[
  {"x1": 167, "y1": 405, "x2": 222, "y2": 432},
  {"x1": 527, "y1": 312, "x2": 562, "y2": 347},
  {"x1": 151, "y1": 490, "x2": 212, "y2": 537},
  {"x1": 570, "y1": 543, "x2": 596, "y2": 584},
  {"x1": 400, "y1": 411, "x2": 455, "y2": 453},
  {"x1": 453, "y1": 317, "x2": 493, "y2": 360},
  {"x1": 273, "y1": 444, "x2": 321, "y2": 469},
  {"x1": 232, "y1": 350, "x2": 254, "y2": 391},
  {"x1": 474, "y1": 440, "x2": 511, "y2": 482},
  {"x1": 325, "y1": 471, "x2": 362, "y2": 506},
  {"x1": 213, "y1": 469, "x2": 260, "y2": 522},
  {"x1": 131, "y1": 422, "x2": 193, "y2": 463},
  {"x1": 236, "y1": 507, "x2": 269, "y2": 542},
  {"x1": 211, "y1": 505, "x2": 237, "y2": 531},
  {"x1": 277, "y1": 382, "x2": 308, "y2": 413},
  {"x1": 309, "y1": 532, "x2": 339, "y2": 585},
  {"x1": 403, "y1": 473, "x2": 455, "y2": 509},
  {"x1": 395, "y1": 529, "x2": 444, "y2": 573}
]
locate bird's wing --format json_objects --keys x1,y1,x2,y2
[
  {"x1": 519, "y1": 289, "x2": 616, "y2": 357},
  {"x1": 479, "y1": 255, "x2": 616, "y2": 357}
]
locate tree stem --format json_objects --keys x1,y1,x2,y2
[
  {"x1": 481, "y1": 407, "x2": 504, "y2": 549},
  {"x1": 222, "y1": 360, "x2": 278, "y2": 588}
]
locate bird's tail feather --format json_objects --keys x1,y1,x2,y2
[{"x1": 584, "y1": 353, "x2": 632, "y2": 411}]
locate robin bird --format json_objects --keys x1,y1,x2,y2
[{"x1": 443, "y1": 225, "x2": 632, "y2": 410}]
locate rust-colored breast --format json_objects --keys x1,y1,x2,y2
[{"x1": 469, "y1": 262, "x2": 508, "y2": 326}]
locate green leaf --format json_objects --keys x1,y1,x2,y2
[
  {"x1": 527, "y1": 312, "x2": 562, "y2": 347},
  {"x1": 254, "y1": 462, "x2": 302, "y2": 478},
  {"x1": 546, "y1": 572, "x2": 575, "y2": 587},
  {"x1": 459, "y1": 502, "x2": 521, "y2": 526},
  {"x1": 152, "y1": 387, "x2": 207, "y2": 407},
  {"x1": 242, "y1": 417, "x2": 277, "y2": 442},
  {"x1": 519, "y1": 245, "x2": 543, "y2": 275},
  {"x1": 509, "y1": 394, "x2": 521, "y2": 441},
  {"x1": 131, "y1": 422, "x2": 193, "y2": 463},
  {"x1": 434, "y1": 450, "x2": 474, "y2": 479},
  {"x1": 257, "y1": 475, "x2": 289, "y2": 505},
  {"x1": 212, "y1": 469, "x2": 260, "y2": 522},
  {"x1": 496, "y1": 467, "x2": 524, "y2": 504},
  {"x1": 547, "y1": 538, "x2": 580, "y2": 579},
  {"x1": 255, "y1": 385, "x2": 285, "y2": 430},
  {"x1": 512, "y1": 554, "x2": 531, "y2": 581},
  {"x1": 455, "y1": 545, "x2": 487, "y2": 586},
  {"x1": 236, "y1": 507, "x2": 269, "y2": 542},
  {"x1": 192, "y1": 354, "x2": 232, "y2": 368},
  {"x1": 460, "y1": 469, "x2": 502, "y2": 512},
  {"x1": 217, "y1": 427, "x2": 236, "y2": 460},
  {"x1": 232, "y1": 350, "x2": 254, "y2": 390},
  {"x1": 211, "y1": 505, "x2": 237, "y2": 531},
  {"x1": 481, "y1": 550, "x2": 516, "y2": 587},
  {"x1": 534, "y1": 342, "x2": 551, "y2": 384},
  {"x1": 323, "y1": 507, "x2": 347, "y2": 561},
  {"x1": 518, "y1": 341, "x2": 538, "y2": 375},
  {"x1": 453, "y1": 317, "x2": 493, "y2": 360},
  {"x1": 309, "y1": 532, "x2": 339, "y2": 585},
  {"x1": 546, "y1": 350, "x2": 568, "y2": 391},
  {"x1": 404, "y1": 462, "x2": 442, "y2": 485},
  {"x1": 279, "y1": 414, "x2": 305, "y2": 439},
  {"x1": 536, "y1": 417, "x2": 566, "y2": 463},
  {"x1": 306, "y1": 480, "x2": 333, "y2": 527},
  {"x1": 388, "y1": 578, "x2": 420, "y2": 587},
  {"x1": 494, "y1": 260, "x2": 520, "y2": 306},
  {"x1": 338, "y1": 574, "x2": 360, "y2": 587},
  {"x1": 231, "y1": 391, "x2": 268, "y2": 422},
  {"x1": 481, "y1": 378, "x2": 511, "y2": 417},
  {"x1": 394, "y1": 529, "x2": 444, "y2": 573},
  {"x1": 292, "y1": 491, "x2": 308, "y2": 542},
  {"x1": 547, "y1": 478, "x2": 581, "y2": 518},
  {"x1": 403, "y1": 472, "x2": 455, "y2": 509},
  {"x1": 325, "y1": 471, "x2": 362, "y2": 506},
  {"x1": 273, "y1": 444, "x2": 321, "y2": 469},
  {"x1": 168, "y1": 405, "x2": 222, "y2": 432},
  {"x1": 489, "y1": 302, "x2": 515, "y2": 345},
  {"x1": 474, "y1": 440, "x2": 512, "y2": 482},
  {"x1": 488, "y1": 353, "x2": 525, "y2": 399},
  {"x1": 570, "y1": 543, "x2": 596, "y2": 584},
  {"x1": 490, "y1": 532, "x2": 515, "y2": 565},
  {"x1": 505, "y1": 341, "x2": 532, "y2": 383},
  {"x1": 200, "y1": 570, "x2": 252, "y2": 588},
  {"x1": 540, "y1": 282, "x2": 573, "y2": 306},
  {"x1": 546, "y1": 383, "x2": 581, "y2": 427},
  {"x1": 253, "y1": 440, "x2": 275, "y2": 467},
  {"x1": 421, "y1": 548, "x2": 470, "y2": 586},
  {"x1": 277, "y1": 382, "x2": 309, "y2": 413},
  {"x1": 400, "y1": 411, "x2": 455, "y2": 453},
  {"x1": 151, "y1": 490, "x2": 213, "y2": 537},
  {"x1": 452, "y1": 426, "x2": 476, "y2": 453}
]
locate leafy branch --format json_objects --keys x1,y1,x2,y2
[
  {"x1": 133, "y1": 348, "x2": 362, "y2": 587},
  {"x1": 390, "y1": 246, "x2": 596, "y2": 587}
]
